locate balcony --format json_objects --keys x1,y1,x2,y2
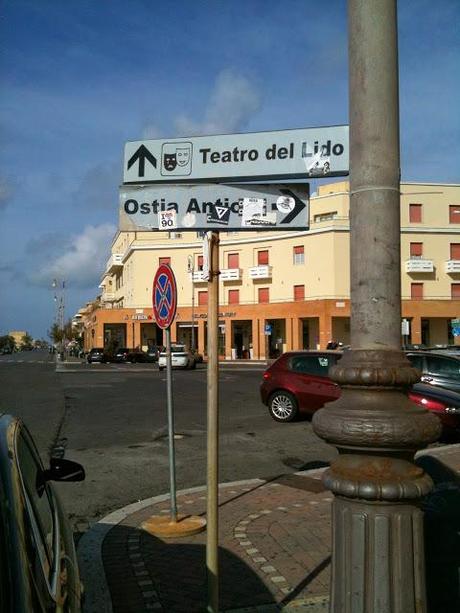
[
  {"x1": 405, "y1": 258, "x2": 434, "y2": 273},
  {"x1": 446, "y1": 260, "x2": 460, "y2": 273},
  {"x1": 106, "y1": 254, "x2": 123, "y2": 274},
  {"x1": 102, "y1": 293, "x2": 116, "y2": 302},
  {"x1": 249, "y1": 265, "x2": 273, "y2": 280},
  {"x1": 190, "y1": 270, "x2": 208, "y2": 283},
  {"x1": 220, "y1": 268, "x2": 242, "y2": 282}
]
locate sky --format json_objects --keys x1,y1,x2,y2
[{"x1": 0, "y1": 0, "x2": 459, "y2": 339}]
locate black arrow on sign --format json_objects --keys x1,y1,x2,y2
[
  {"x1": 127, "y1": 145, "x2": 157, "y2": 177},
  {"x1": 279, "y1": 188, "x2": 306, "y2": 224}
]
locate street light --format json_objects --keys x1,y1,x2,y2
[{"x1": 188, "y1": 255, "x2": 195, "y2": 351}]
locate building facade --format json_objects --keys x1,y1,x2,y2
[{"x1": 79, "y1": 181, "x2": 460, "y2": 359}]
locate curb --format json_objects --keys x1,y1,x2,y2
[{"x1": 77, "y1": 471, "x2": 329, "y2": 613}]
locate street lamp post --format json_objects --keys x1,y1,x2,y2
[{"x1": 312, "y1": 2, "x2": 441, "y2": 611}]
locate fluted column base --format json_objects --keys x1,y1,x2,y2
[{"x1": 330, "y1": 496, "x2": 426, "y2": 613}]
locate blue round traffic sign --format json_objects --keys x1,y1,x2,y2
[{"x1": 153, "y1": 264, "x2": 177, "y2": 329}]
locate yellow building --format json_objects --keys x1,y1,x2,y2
[
  {"x1": 8, "y1": 331, "x2": 28, "y2": 347},
  {"x1": 81, "y1": 181, "x2": 460, "y2": 359}
]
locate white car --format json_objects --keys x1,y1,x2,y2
[{"x1": 158, "y1": 344, "x2": 196, "y2": 370}]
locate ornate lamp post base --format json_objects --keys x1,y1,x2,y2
[{"x1": 313, "y1": 350, "x2": 441, "y2": 613}]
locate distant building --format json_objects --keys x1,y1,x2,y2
[{"x1": 79, "y1": 181, "x2": 460, "y2": 359}]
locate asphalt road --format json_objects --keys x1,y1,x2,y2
[{"x1": 0, "y1": 350, "x2": 337, "y2": 530}]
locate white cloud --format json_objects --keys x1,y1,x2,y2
[
  {"x1": 174, "y1": 69, "x2": 261, "y2": 136},
  {"x1": 29, "y1": 223, "x2": 116, "y2": 288}
]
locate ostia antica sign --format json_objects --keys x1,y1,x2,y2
[
  {"x1": 124, "y1": 125, "x2": 349, "y2": 184},
  {"x1": 119, "y1": 183, "x2": 310, "y2": 232}
]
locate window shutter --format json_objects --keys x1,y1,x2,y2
[
  {"x1": 228, "y1": 290, "x2": 239, "y2": 304},
  {"x1": 258, "y1": 288, "x2": 269, "y2": 303},
  {"x1": 159, "y1": 257, "x2": 171, "y2": 265},
  {"x1": 452, "y1": 284, "x2": 460, "y2": 299},
  {"x1": 449, "y1": 206, "x2": 460, "y2": 224},
  {"x1": 411, "y1": 283, "x2": 423, "y2": 299},
  {"x1": 197, "y1": 255, "x2": 204, "y2": 270},
  {"x1": 258, "y1": 250, "x2": 269, "y2": 265},
  {"x1": 228, "y1": 253, "x2": 239, "y2": 268},
  {"x1": 410, "y1": 243, "x2": 423, "y2": 257},
  {"x1": 294, "y1": 285, "x2": 305, "y2": 301},
  {"x1": 409, "y1": 204, "x2": 422, "y2": 223},
  {"x1": 198, "y1": 291, "x2": 208, "y2": 306},
  {"x1": 451, "y1": 244, "x2": 460, "y2": 260}
]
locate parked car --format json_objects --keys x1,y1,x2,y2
[
  {"x1": 406, "y1": 351, "x2": 460, "y2": 393},
  {"x1": 158, "y1": 344, "x2": 195, "y2": 370},
  {"x1": 0, "y1": 414, "x2": 85, "y2": 611},
  {"x1": 260, "y1": 351, "x2": 460, "y2": 440},
  {"x1": 126, "y1": 346, "x2": 161, "y2": 363},
  {"x1": 113, "y1": 347, "x2": 130, "y2": 363},
  {"x1": 409, "y1": 383, "x2": 460, "y2": 440},
  {"x1": 86, "y1": 347, "x2": 108, "y2": 363}
]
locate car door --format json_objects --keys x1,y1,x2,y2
[
  {"x1": 288, "y1": 354, "x2": 340, "y2": 412},
  {"x1": 424, "y1": 355, "x2": 460, "y2": 392},
  {"x1": 16, "y1": 429, "x2": 66, "y2": 611}
]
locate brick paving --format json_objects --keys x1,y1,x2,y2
[{"x1": 96, "y1": 444, "x2": 460, "y2": 613}]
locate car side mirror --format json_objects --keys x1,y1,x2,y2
[{"x1": 44, "y1": 458, "x2": 85, "y2": 482}]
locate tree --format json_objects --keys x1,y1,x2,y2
[
  {"x1": 20, "y1": 333, "x2": 34, "y2": 351},
  {"x1": 0, "y1": 335, "x2": 16, "y2": 353}
]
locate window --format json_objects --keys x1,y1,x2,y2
[
  {"x1": 313, "y1": 211, "x2": 337, "y2": 223},
  {"x1": 159, "y1": 257, "x2": 171, "y2": 265},
  {"x1": 449, "y1": 206, "x2": 460, "y2": 224},
  {"x1": 426, "y1": 355, "x2": 460, "y2": 377},
  {"x1": 197, "y1": 255, "x2": 204, "y2": 271},
  {"x1": 451, "y1": 244, "x2": 460, "y2": 260},
  {"x1": 294, "y1": 285, "x2": 305, "y2": 301},
  {"x1": 289, "y1": 354, "x2": 338, "y2": 376},
  {"x1": 407, "y1": 354, "x2": 424, "y2": 371},
  {"x1": 198, "y1": 291, "x2": 208, "y2": 306},
  {"x1": 409, "y1": 204, "x2": 422, "y2": 223},
  {"x1": 293, "y1": 245, "x2": 305, "y2": 265},
  {"x1": 17, "y1": 433, "x2": 55, "y2": 580},
  {"x1": 228, "y1": 289, "x2": 239, "y2": 305},
  {"x1": 228, "y1": 253, "x2": 239, "y2": 268},
  {"x1": 410, "y1": 243, "x2": 423, "y2": 258},
  {"x1": 452, "y1": 284, "x2": 460, "y2": 299},
  {"x1": 257, "y1": 250, "x2": 269, "y2": 266},
  {"x1": 258, "y1": 288, "x2": 269, "y2": 303},
  {"x1": 411, "y1": 283, "x2": 423, "y2": 299}
]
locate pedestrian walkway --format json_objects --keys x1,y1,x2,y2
[{"x1": 78, "y1": 444, "x2": 460, "y2": 613}]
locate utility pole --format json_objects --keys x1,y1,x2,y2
[
  {"x1": 312, "y1": 2, "x2": 441, "y2": 612},
  {"x1": 188, "y1": 255, "x2": 196, "y2": 350}
]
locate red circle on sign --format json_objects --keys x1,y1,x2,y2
[{"x1": 152, "y1": 264, "x2": 177, "y2": 329}]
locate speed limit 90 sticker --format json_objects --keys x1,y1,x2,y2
[{"x1": 158, "y1": 210, "x2": 177, "y2": 230}]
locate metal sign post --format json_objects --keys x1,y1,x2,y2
[
  {"x1": 142, "y1": 264, "x2": 206, "y2": 538},
  {"x1": 206, "y1": 231, "x2": 220, "y2": 613}
]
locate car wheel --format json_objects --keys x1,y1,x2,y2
[{"x1": 268, "y1": 391, "x2": 299, "y2": 422}]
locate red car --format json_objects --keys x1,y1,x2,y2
[{"x1": 260, "y1": 351, "x2": 460, "y2": 440}]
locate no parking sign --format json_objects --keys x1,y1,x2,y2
[{"x1": 153, "y1": 264, "x2": 177, "y2": 329}]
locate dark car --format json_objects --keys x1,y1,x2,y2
[
  {"x1": 86, "y1": 347, "x2": 107, "y2": 363},
  {"x1": 406, "y1": 351, "x2": 460, "y2": 393},
  {"x1": 0, "y1": 414, "x2": 85, "y2": 611},
  {"x1": 126, "y1": 347, "x2": 161, "y2": 363},
  {"x1": 113, "y1": 347, "x2": 130, "y2": 363},
  {"x1": 260, "y1": 351, "x2": 460, "y2": 439}
]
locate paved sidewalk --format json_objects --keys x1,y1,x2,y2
[{"x1": 78, "y1": 444, "x2": 460, "y2": 613}]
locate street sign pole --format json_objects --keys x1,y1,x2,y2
[
  {"x1": 143, "y1": 264, "x2": 205, "y2": 539},
  {"x1": 165, "y1": 326, "x2": 177, "y2": 522},
  {"x1": 206, "y1": 231, "x2": 220, "y2": 613}
]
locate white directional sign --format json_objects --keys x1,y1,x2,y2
[
  {"x1": 123, "y1": 126, "x2": 348, "y2": 184},
  {"x1": 119, "y1": 184, "x2": 310, "y2": 232}
]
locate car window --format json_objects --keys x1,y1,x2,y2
[
  {"x1": 407, "y1": 354, "x2": 424, "y2": 371},
  {"x1": 426, "y1": 356, "x2": 460, "y2": 377},
  {"x1": 17, "y1": 433, "x2": 55, "y2": 580},
  {"x1": 289, "y1": 355, "x2": 336, "y2": 376}
]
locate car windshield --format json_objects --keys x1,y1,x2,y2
[{"x1": 172, "y1": 345, "x2": 186, "y2": 353}]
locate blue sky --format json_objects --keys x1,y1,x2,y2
[{"x1": 0, "y1": 0, "x2": 459, "y2": 339}]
